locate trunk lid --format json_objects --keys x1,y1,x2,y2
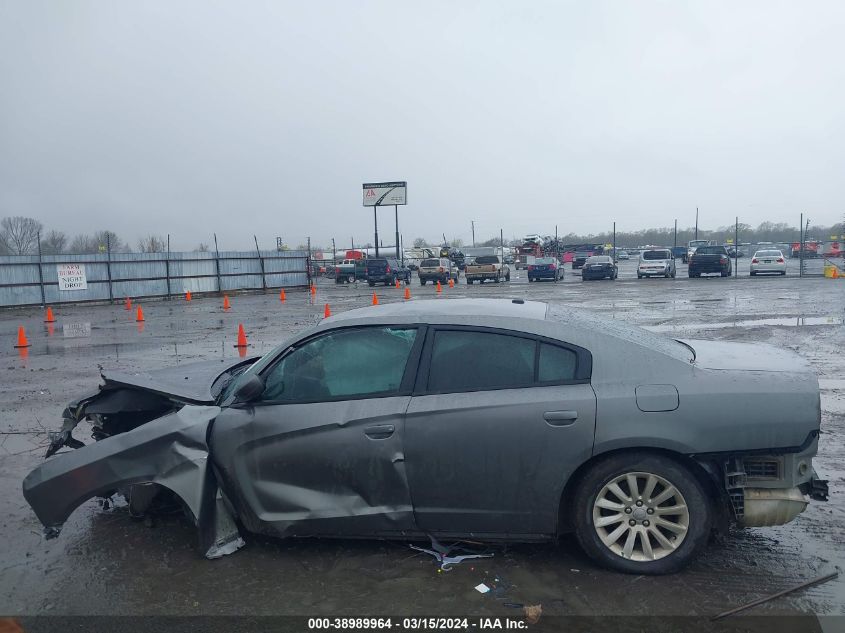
[{"x1": 681, "y1": 339, "x2": 813, "y2": 373}]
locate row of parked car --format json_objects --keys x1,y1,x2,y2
[{"x1": 329, "y1": 246, "x2": 789, "y2": 287}]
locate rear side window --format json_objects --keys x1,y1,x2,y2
[
  {"x1": 428, "y1": 331, "x2": 534, "y2": 392},
  {"x1": 538, "y1": 344, "x2": 577, "y2": 382},
  {"x1": 426, "y1": 330, "x2": 582, "y2": 392}
]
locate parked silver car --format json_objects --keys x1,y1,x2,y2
[
  {"x1": 637, "y1": 249, "x2": 676, "y2": 278},
  {"x1": 24, "y1": 299, "x2": 827, "y2": 574}
]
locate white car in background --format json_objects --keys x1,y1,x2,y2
[
  {"x1": 637, "y1": 249, "x2": 676, "y2": 278},
  {"x1": 750, "y1": 249, "x2": 787, "y2": 276}
]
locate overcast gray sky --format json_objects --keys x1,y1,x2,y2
[{"x1": 1, "y1": 0, "x2": 843, "y2": 250}]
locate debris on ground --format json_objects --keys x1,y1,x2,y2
[
  {"x1": 523, "y1": 604, "x2": 542, "y2": 624},
  {"x1": 474, "y1": 583, "x2": 490, "y2": 594},
  {"x1": 410, "y1": 535, "x2": 494, "y2": 571}
]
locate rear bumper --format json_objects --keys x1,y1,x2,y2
[
  {"x1": 466, "y1": 272, "x2": 500, "y2": 280},
  {"x1": 638, "y1": 268, "x2": 670, "y2": 276},
  {"x1": 750, "y1": 264, "x2": 786, "y2": 273}
]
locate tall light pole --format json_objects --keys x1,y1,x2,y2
[
  {"x1": 471, "y1": 221, "x2": 476, "y2": 247},
  {"x1": 695, "y1": 207, "x2": 699, "y2": 241}
]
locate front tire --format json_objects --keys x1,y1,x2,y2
[{"x1": 573, "y1": 452, "x2": 711, "y2": 575}]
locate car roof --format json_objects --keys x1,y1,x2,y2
[{"x1": 328, "y1": 298, "x2": 548, "y2": 323}]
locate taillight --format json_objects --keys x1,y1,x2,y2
[
  {"x1": 751, "y1": 258, "x2": 759, "y2": 263},
  {"x1": 386, "y1": 266, "x2": 391, "y2": 273},
  {"x1": 720, "y1": 256, "x2": 727, "y2": 263},
  {"x1": 777, "y1": 258, "x2": 784, "y2": 263},
  {"x1": 550, "y1": 264, "x2": 556, "y2": 270},
  {"x1": 528, "y1": 265, "x2": 534, "y2": 271},
  {"x1": 439, "y1": 267, "x2": 444, "y2": 272}
]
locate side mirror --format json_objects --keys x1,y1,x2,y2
[{"x1": 234, "y1": 374, "x2": 265, "y2": 403}]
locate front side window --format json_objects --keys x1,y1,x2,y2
[{"x1": 260, "y1": 327, "x2": 418, "y2": 402}]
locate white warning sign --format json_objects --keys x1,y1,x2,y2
[{"x1": 57, "y1": 263, "x2": 88, "y2": 291}]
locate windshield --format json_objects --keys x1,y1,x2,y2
[
  {"x1": 475, "y1": 256, "x2": 500, "y2": 264},
  {"x1": 642, "y1": 250, "x2": 671, "y2": 260},
  {"x1": 420, "y1": 259, "x2": 439, "y2": 267},
  {"x1": 695, "y1": 246, "x2": 725, "y2": 255},
  {"x1": 756, "y1": 250, "x2": 783, "y2": 257},
  {"x1": 586, "y1": 256, "x2": 611, "y2": 263},
  {"x1": 535, "y1": 258, "x2": 556, "y2": 264}
]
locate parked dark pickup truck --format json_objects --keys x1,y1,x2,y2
[{"x1": 688, "y1": 245, "x2": 732, "y2": 277}]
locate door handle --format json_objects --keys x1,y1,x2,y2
[
  {"x1": 543, "y1": 410, "x2": 578, "y2": 426},
  {"x1": 364, "y1": 424, "x2": 395, "y2": 439}
]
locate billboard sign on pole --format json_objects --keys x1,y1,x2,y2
[{"x1": 363, "y1": 181, "x2": 407, "y2": 207}]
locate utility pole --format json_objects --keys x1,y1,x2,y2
[
  {"x1": 471, "y1": 220, "x2": 476, "y2": 247},
  {"x1": 734, "y1": 217, "x2": 739, "y2": 276},
  {"x1": 799, "y1": 213, "x2": 803, "y2": 278},
  {"x1": 373, "y1": 209, "x2": 379, "y2": 257},
  {"x1": 332, "y1": 238, "x2": 336, "y2": 264},
  {"x1": 555, "y1": 225, "x2": 559, "y2": 261},
  {"x1": 695, "y1": 207, "x2": 699, "y2": 241},
  {"x1": 674, "y1": 219, "x2": 678, "y2": 248},
  {"x1": 394, "y1": 205, "x2": 400, "y2": 259},
  {"x1": 613, "y1": 222, "x2": 617, "y2": 262},
  {"x1": 500, "y1": 228, "x2": 504, "y2": 259}
]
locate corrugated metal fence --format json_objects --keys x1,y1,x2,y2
[{"x1": 0, "y1": 250, "x2": 310, "y2": 307}]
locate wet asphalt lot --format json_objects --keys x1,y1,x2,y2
[{"x1": 0, "y1": 257, "x2": 843, "y2": 623}]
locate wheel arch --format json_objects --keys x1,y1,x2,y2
[{"x1": 556, "y1": 446, "x2": 725, "y2": 535}]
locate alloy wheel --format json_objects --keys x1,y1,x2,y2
[{"x1": 592, "y1": 471, "x2": 690, "y2": 562}]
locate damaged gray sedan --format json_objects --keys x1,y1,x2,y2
[{"x1": 23, "y1": 299, "x2": 828, "y2": 574}]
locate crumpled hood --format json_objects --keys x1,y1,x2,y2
[{"x1": 102, "y1": 356, "x2": 259, "y2": 404}]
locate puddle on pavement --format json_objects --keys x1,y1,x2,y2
[{"x1": 645, "y1": 315, "x2": 843, "y2": 332}]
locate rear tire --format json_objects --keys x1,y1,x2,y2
[
  {"x1": 420, "y1": 280, "x2": 426, "y2": 286},
  {"x1": 467, "y1": 279, "x2": 473, "y2": 285},
  {"x1": 572, "y1": 452, "x2": 711, "y2": 575}
]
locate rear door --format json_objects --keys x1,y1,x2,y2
[
  {"x1": 211, "y1": 325, "x2": 424, "y2": 537},
  {"x1": 404, "y1": 327, "x2": 597, "y2": 536}
]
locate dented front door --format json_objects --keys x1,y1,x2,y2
[
  {"x1": 210, "y1": 398, "x2": 415, "y2": 537},
  {"x1": 209, "y1": 325, "x2": 422, "y2": 538}
]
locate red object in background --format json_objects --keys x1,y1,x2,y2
[
  {"x1": 345, "y1": 250, "x2": 364, "y2": 260},
  {"x1": 563, "y1": 252, "x2": 574, "y2": 263}
]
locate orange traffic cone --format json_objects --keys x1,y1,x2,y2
[
  {"x1": 136, "y1": 305, "x2": 145, "y2": 322},
  {"x1": 124, "y1": 297, "x2": 132, "y2": 311},
  {"x1": 436, "y1": 280, "x2": 442, "y2": 293},
  {"x1": 223, "y1": 295, "x2": 231, "y2": 310},
  {"x1": 834, "y1": 268, "x2": 840, "y2": 279},
  {"x1": 44, "y1": 307, "x2": 56, "y2": 323},
  {"x1": 404, "y1": 287, "x2": 411, "y2": 300},
  {"x1": 372, "y1": 292, "x2": 379, "y2": 306},
  {"x1": 14, "y1": 326, "x2": 31, "y2": 348},
  {"x1": 395, "y1": 279, "x2": 400, "y2": 289},
  {"x1": 235, "y1": 323, "x2": 248, "y2": 347},
  {"x1": 324, "y1": 303, "x2": 331, "y2": 318},
  {"x1": 280, "y1": 289, "x2": 286, "y2": 302},
  {"x1": 186, "y1": 290, "x2": 192, "y2": 301},
  {"x1": 310, "y1": 284, "x2": 316, "y2": 296},
  {"x1": 448, "y1": 278, "x2": 454, "y2": 288}
]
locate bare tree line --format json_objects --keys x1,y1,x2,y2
[{"x1": 0, "y1": 216, "x2": 208, "y2": 255}]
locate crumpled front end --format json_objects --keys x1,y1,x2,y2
[{"x1": 23, "y1": 405, "x2": 244, "y2": 559}]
